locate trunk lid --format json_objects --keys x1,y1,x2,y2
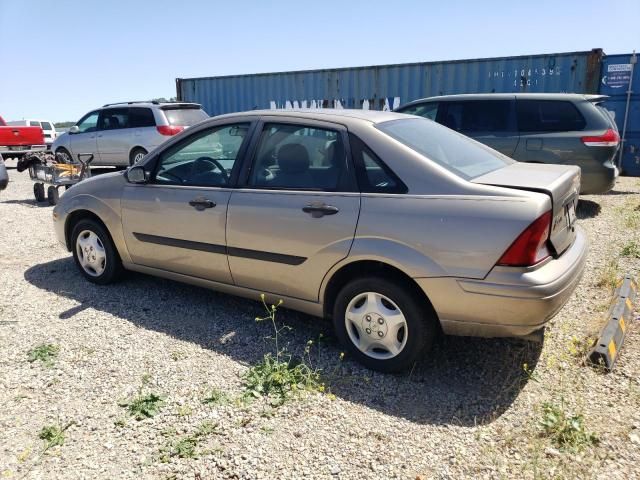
[{"x1": 472, "y1": 162, "x2": 580, "y2": 256}]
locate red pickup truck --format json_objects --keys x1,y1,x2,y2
[{"x1": 0, "y1": 115, "x2": 46, "y2": 158}]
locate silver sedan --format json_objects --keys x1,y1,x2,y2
[{"x1": 52, "y1": 110, "x2": 587, "y2": 372}]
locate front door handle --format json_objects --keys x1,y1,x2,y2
[
  {"x1": 302, "y1": 203, "x2": 339, "y2": 218},
  {"x1": 189, "y1": 197, "x2": 216, "y2": 211}
]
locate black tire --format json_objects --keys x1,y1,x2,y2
[
  {"x1": 47, "y1": 186, "x2": 59, "y2": 205},
  {"x1": 71, "y1": 219, "x2": 123, "y2": 284},
  {"x1": 56, "y1": 148, "x2": 73, "y2": 163},
  {"x1": 333, "y1": 277, "x2": 436, "y2": 373},
  {"x1": 33, "y1": 183, "x2": 45, "y2": 202},
  {"x1": 129, "y1": 148, "x2": 147, "y2": 166}
]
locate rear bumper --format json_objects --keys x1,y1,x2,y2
[
  {"x1": 0, "y1": 145, "x2": 47, "y2": 156},
  {"x1": 415, "y1": 227, "x2": 588, "y2": 338},
  {"x1": 580, "y1": 162, "x2": 617, "y2": 194}
]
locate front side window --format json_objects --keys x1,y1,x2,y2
[
  {"x1": 76, "y1": 111, "x2": 99, "y2": 133},
  {"x1": 249, "y1": 123, "x2": 347, "y2": 191},
  {"x1": 398, "y1": 102, "x2": 439, "y2": 121},
  {"x1": 437, "y1": 100, "x2": 513, "y2": 133},
  {"x1": 517, "y1": 100, "x2": 586, "y2": 132},
  {"x1": 41, "y1": 121, "x2": 53, "y2": 131},
  {"x1": 377, "y1": 117, "x2": 513, "y2": 180},
  {"x1": 154, "y1": 123, "x2": 249, "y2": 187},
  {"x1": 98, "y1": 108, "x2": 129, "y2": 130}
]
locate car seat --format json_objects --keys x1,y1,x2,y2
[{"x1": 271, "y1": 143, "x2": 314, "y2": 188}]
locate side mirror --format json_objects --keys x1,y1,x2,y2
[
  {"x1": 69, "y1": 126, "x2": 80, "y2": 134},
  {"x1": 126, "y1": 165, "x2": 147, "y2": 184}
]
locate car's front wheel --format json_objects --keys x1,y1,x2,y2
[
  {"x1": 71, "y1": 219, "x2": 123, "y2": 284},
  {"x1": 333, "y1": 277, "x2": 436, "y2": 372}
]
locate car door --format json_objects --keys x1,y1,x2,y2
[
  {"x1": 120, "y1": 120, "x2": 254, "y2": 283},
  {"x1": 226, "y1": 118, "x2": 360, "y2": 302},
  {"x1": 68, "y1": 111, "x2": 100, "y2": 163},
  {"x1": 97, "y1": 108, "x2": 132, "y2": 166},
  {"x1": 436, "y1": 99, "x2": 519, "y2": 157}
]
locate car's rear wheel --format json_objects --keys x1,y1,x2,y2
[
  {"x1": 129, "y1": 148, "x2": 147, "y2": 166},
  {"x1": 56, "y1": 148, "x2": 73, "y2": 163},
  {"x1": 71, "y1": 219, "x2": 123, "y2": 284},
  {"x1": 333, "y1": 277, "x2": 436, "y2": 372}
]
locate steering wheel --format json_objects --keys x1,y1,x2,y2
[{"x1": 192, "y1": 156, "x2": 229, "y2": 182}]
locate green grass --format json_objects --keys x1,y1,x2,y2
[
  {"x1": 595, "y1": 258, "x2": 619, "y2": 290},
  {"x1": 621, "y1": 240, "x2": 640, "y2": 258},
  {"x1": 27, "y1": 344, "x2": 59, "y2": 367},
  {"x1": 38, "y1": 425, "x2": 66, "y2": 448},
  {"x1": 159, "y1": 421, "x2": 219, "y2": 462},
  {"x1": 202, "y1": 387, "x2": 229, "y2": 406},
  {"x1": 539, "y1": 402, "x2": 598, "y2": 451},
  {"x1": 119, "y1": 393, "x2": 165, "y2": 420},
  {"x1": 243, "y1": 353, "x2": 323, "y2": 406}
]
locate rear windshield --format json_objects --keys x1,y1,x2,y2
[
  {"x1": 376, "y1": 118, "x2": 513, "y2": 180},
  {"x1": 41, "y1": 122, "x2": 53, "y2": 131},
  {"x1": 596, "y1": 105, "x2": 618, "y2": 131},
  {"x1": 162, "y1": 108, "x2": 208, "y2": 126}
]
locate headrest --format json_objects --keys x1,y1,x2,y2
[{"x1": 277, "y1": 143, "x2": 309, "y2": 174}]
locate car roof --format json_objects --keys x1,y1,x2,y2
[
  {"x1": 399, "y1": 92, "x2": 605, "y2": 106},
  {"x1": 100, "y1": 101, "x2": 202, "y2": 110},
  {"x1": 209, "y1": 109, "x2": 410, "y2": 126}
]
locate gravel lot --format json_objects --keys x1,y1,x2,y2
[{"x1": 1, "y1": 159, "x2": 639, "y2": 479}]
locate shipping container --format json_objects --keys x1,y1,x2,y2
[
  {"x1": 177, "y1": 49, "x2": 603, "y2": 117},
  {"x1": 599, "y1": 53, "x2": 639, "y2": 176}
]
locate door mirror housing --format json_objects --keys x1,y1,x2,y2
[
  {"x1": 68, "y1": 126, "x2": 80, "y2": 134},
  {"x1": 126, "y1": 165, "x2": 147, "y2": 184}
]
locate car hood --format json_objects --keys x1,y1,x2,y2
[{"x1": 472, "y1": 162, "x2": 581, "y2": 256}]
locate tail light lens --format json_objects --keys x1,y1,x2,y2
[
  {"x1": 581, "y1": 128, "x2": 619, "y2": 147},
  {"x1": 497, "y1": 211, "x2": 552, "y2": 267},
  {"x1": 157, "y1": 125, "x2": 184, "y2": 136}
]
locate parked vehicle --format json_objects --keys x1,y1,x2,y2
[
  {"x1": 0, "y1": 115, "x2": 46, "y2": 159},
  {"x1": 7, "y1": 119, "x2": 57, "y2": 149},
  {"x1": 52, "y1": 110, "x2": 587, "y2": 372},
  {"x1": 0, "y1": 154, "x2": 8, "y2": 191},
  {"x1": 396, "y1": 93, "x2": 620, "y2": 194},
  {"x1": 51, "y1": 101, "x2": 208, "y2": 167}
]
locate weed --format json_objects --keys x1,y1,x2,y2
[
  {"x1": 522, "y1": 363, "x2": 540, "y2": 383},
  {"x1": 621, "y1": 241, "x2": 640, "y2": 258},
  {"x1": 177, "y1": 405, "x2": 193, "y2": 417},
  {"x1": 39, "y1": 421, "x2": 74, "y2": 449},
  {"x1": 244, "y1": 295, "x2": 323, "y2": 405},
  {"x1": 202, "y1": 388, "x2": 229, "y2": 406},
  {"x1": 113, "y1": 418, "x2": 127, "y2": 428},
  {"x1": 27, "y1": 344, "x2": 59, "y2": 367},
  {"x1": 568, "y1": 336, "x2": 596, "y2": 360},
  {"x1": 141, "y1": 373, "x2": 152, "y2": 385},
  {"x1": 159, "y1": 421, "x2": 220, "y2": 462},
  {"x1": 170, "y1": 351, "x2": 186, "y2": 361},
  {"x1": 539, "y1": 401, "x2": 598, "y2": 451},
  {"x1": 119, "y1": 393, "x2": 165, "y2": 420},
  {"x1": 595, "y1": 258, "x2": 619, "y2": 290}
]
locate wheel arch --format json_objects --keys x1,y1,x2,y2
[
  {"x1": 64, "y1": 210, "x2": 109, "y2": 251},
  {"x1": 322, "y1": 259, "x2": 440, "y2": 327}
]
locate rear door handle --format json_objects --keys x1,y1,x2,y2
[
  {"x1": 189, "y1": 197, "x2": 216, "y2": 211},
  {"x1": 302, "y1": 204, "x2": 339, "y2": 218}
]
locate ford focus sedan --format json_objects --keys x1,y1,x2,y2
[{"x1": 52, "y1": 110, "x2": 587, "y2": 372}]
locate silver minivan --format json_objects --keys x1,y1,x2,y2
[{"x1": 52, "y1": 101, "x2": 208, "y2": 166}]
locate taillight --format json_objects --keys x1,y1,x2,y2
[
  {"x1": 497, "y1": 211, "x2": 552, "y2": 267},
  {"x1": 156, "y1": 125, "x2": 184, "y2": 136},
  {"x1": 581, "y1": 128, "x2": 619, "y2": 147}
]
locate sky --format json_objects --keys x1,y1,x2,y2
[{"x1": 0, "y1": 0, "x2": 638, "y2": 122}]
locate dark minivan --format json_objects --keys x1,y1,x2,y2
[{"x1": 396, "y1": 93, "x2": 619, "y2": 194}]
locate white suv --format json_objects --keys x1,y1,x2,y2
[
  {"x1": 7, "y1": 119, "x2": 56, "y2": 149},
  {"x1": 52, "y1": 101, "x2": 208, "y2": 166}
]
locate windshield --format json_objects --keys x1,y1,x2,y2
[
  {"x1": 376, "y1": 117, "x2": 513, "y2": 179},
  {"x1": 162, "y1": 108, "x2": 208, "y2": 126}
]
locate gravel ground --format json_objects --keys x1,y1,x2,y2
[{"x1": 0, "y1": 159, "x2": 639, "y2": 480}]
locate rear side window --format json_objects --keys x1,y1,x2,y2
[
  {"x1": 98, "y1": 108, "x2": 129, "y2": 130},
  {"x1": 349, "y1": 134, "x2": 407, "y2": 194},
  {"x1": 129, "y1": 108, "x2": 156, "y2": 128},
  {"x1": 398, "y1": 102, "x2": 439, "y2": 121},
  {"x1": 29, "y1": 121, "x2": 42, "y2": 127},
  {"x1": 437, "y1": 100, "x2": 514, "y2": 133},
  {"x1": 162, "y1": 108, "x2": 208, "y2": 126},
  {"x1": 517, "y1": 100, "x2": 586, "y2": 132}
]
